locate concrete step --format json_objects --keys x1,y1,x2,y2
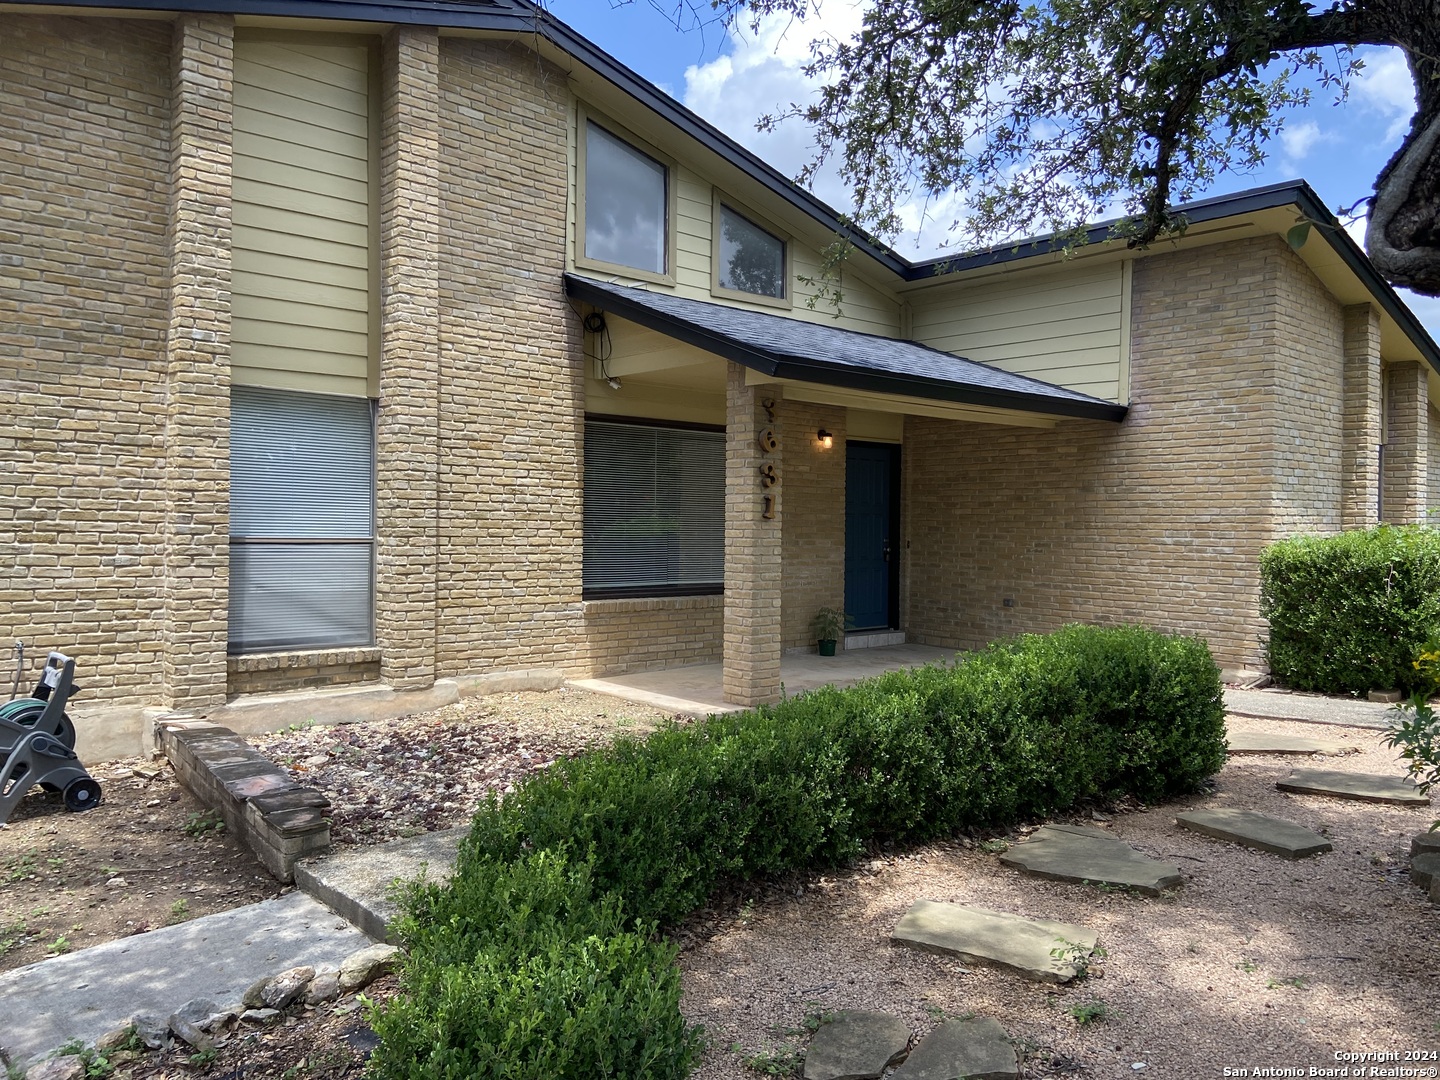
[
  {"x1": 1175, "y1": 807, "x2": 1332, "y2": 859},
  {"x1": 891, "y1": 900, "x2": 1098, "y2": 984},
  {"x1": 294, "y1": 827, "x2": 466, "y2": 942},
  {"x1": 1276, "y1": 769, "x2": 1429, "y2": 806},
  {"x1": 998, "y1": 824, "x2": 1183, "y2": 896}
]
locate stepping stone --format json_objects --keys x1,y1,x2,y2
[
  {"x1": 891, "y1": 1016, "x2": 1017, "y2": 1080},
  {"x1": 1412, "y1": 852, "x2": 1440, "y2": 891},
  {"x1": 1411, "y1": 830, "x2": 1440, "y2": 859},
  {"x1": 1175, "y1": 808, "x2": 1332, "y2": 859},
  {"x1": 1276, "y1": 769, "x2": 1429, "y2": 806},
  {"x1": 803, "y1": 1010, "x2": 910, "y2": 1080},
  {"x1": 891, "y1": 900, "x2": 1098, "y2": 984},
  {"x1": 998, "y1": 824, "x2": 1183, "y2": 895},
  {"x1": 1226, "y1": 730, "x2": 1355, "y2": 756}
]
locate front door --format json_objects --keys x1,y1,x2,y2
[{"x1": 845, "y1": 442, "x2": 899, "y2": 631}]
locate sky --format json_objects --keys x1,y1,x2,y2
[{"x1": 539, "y1": 0, "x2": 1440, "y2": 341}]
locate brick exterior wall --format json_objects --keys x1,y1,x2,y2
[
  {"x1": 377, "y1": 26, "x2": 441, "y2": 690},
  {"x1": 723, "y1": 367, "x2": 783, "y2": 704},
  {"x1": 163, "y1": 15, "x2": 233, "y2": 710},
  {"x1": 1383, "y1": 361, "x2": 1429, "y2": 523},
  {"x1": 227, "y1": 648, "x2": 382, "y2": 696},
  {"x1": 0, "y1": 17, "x2": 173, "y2": 706},
  {"x1": 1429, "y1": 407, "x2": 1440, "y2": 516},
  {"x1": 903, "y1": 237, "x2": 1349, "y2": 673},
  {"x1": 780, "y1": 402, "x2": 847, "y2": 650},
  {"x1": 433, "y1": 39, "x2": 584, "y2": 677},
  {"x1": 0, "y1": 13, "x2": 1420, "y2": 718},
  {"x1": 1342, "y1": 304, "x2": 1383, "y2": 529},
  {"x1": 580, "y1": 596, "x2": 723, "y2": 674}
]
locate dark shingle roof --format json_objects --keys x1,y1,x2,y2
[{"x1": 565, "y1": 274, "x2": 1128, "y2": 422}]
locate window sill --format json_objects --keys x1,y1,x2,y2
[
  {"x1": 227, "y1": 646, "x2": 382, "y2": 673},
  {"x1": 583, "y1": 594, "x2": 724, "y2": 616}
]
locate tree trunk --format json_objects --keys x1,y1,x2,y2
[{"x1": 1367, "y1": 2, "x2": 1440, "y2": 296}]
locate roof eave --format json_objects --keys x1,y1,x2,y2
[{"x1": 564, "y1": 274, "x2": 1128, "y2": 423}]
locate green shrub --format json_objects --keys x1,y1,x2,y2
[
  {"x1": 370, "y1": 623, "x2": 1224, "y2": 1078},
  {"x1": 369, "y1": 850, "x2": 702, "y2": 1080},
  {"x1": 1260, "y1": 525, "x2": 1440, "y2": 695}
]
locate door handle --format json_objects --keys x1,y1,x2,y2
[{"x1": 883, "y1": 540, "x2": 891, "y2": 563}]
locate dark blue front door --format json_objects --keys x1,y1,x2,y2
[{"x1": 845, "y1": 442, "x2": 898, "y2": 631}]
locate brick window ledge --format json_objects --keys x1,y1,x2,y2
[
  {"x1": 582, "y1": 594, "x2": 724, "y2": 616},
  {"x1": 228, "y1": 647, "x2": 383, "y2": 674}
]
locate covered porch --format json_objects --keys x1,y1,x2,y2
[
  {"x1": 570, "y1": 642, "x2": 958, "y2": 715},
  {"x1": 568, "y1": 274, "x2": 1128, "y2": 708}
]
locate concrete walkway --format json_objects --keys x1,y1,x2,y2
[
  {"x1": 0, "y1": 892, "x2": 372, "y2": 1070},
  {"x1": 571, "y1": 643, "x2": 958, "y2": 715},
  {"x1": 1224, "y1": 687, "x2": 1394, "y2": 729}
]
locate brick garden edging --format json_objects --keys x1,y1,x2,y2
[{"x1": 156, "y1": 719, "x2": 330, "y2": 882}]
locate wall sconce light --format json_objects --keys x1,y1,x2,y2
[{"x1": 817, "y1": 428, "x2": 833, "y2": 449}]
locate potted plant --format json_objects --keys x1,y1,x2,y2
[{"x1": 811, "y1": 607, "x2": 851, "y2": 657}]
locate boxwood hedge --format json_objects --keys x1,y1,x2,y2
[
  {"x1": 1260, "y1": 525, "x2": 1440, "y2": 695},
  {"x1": 368, "y1": 624, "x2": 1224, "y2": 1079}
]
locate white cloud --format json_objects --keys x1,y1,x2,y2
[
  {"x1": 1279, "y1": 120, "x2": 1323, "y2": 163},
  {"x1": 682, "y1": 2, "x2": 974, "y2": 257},
  {"x1": 1352, "y1": 47, "x2": 1416, "y2": 143}
]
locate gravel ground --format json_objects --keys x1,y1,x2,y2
[
  {"x1": 8, "y1": 689, "x2": 1436, "y2": 1080},
  {"x1": 681, "y1": 715, "x2": 1440, "y2": 1080}
]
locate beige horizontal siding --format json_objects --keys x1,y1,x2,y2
[
  {"x1": 910, "y1": 263, "x2": 1127, "y2": 402},
  {"x1": 567, "y1": 105, "x2": 902, "y2": 339},
  {"x1": 232, "y1": 33, "x2": 373, "y2": 398}
]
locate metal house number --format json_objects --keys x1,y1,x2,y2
[{"x1": 759, "y1": 398, "x2": 778, "y2": 519}]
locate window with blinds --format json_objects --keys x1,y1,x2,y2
[
  {"x1": 583, "y1": 419, "x2": 724, "y2": 598},
  {"x1": 229, "y1": 385, "x2": 375, "y2": 652}
]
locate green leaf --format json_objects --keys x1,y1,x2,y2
[{"x1": 1286, "y1": 222, "x2": 1312, "y2": 250}]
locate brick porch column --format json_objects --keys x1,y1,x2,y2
[
  {"x1": 162, "y1": 15, "x2": 233, "y2": 710},
  {"x1": 375, "y1": 27, "x2": 441, "y2": 689},
  {"x1": 1341, "y1": 303, "x2": 1381, "y2": 529},
  {"x1": 723, "y1": 364, "x2": 783, "y2": 706},
  {"x1": 1383, "y1": 360, "x2": 1429, "y2": 524}
]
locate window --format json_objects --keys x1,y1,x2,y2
[
  {"x1": 584, "y1": 419, "x2": 724, "y2": 598},
  {"x1": 229, "y1": 386, "x2": 375, "y2": 653},
  {"x1": 714, "y1": 198, "x2": 788, "y2": 305},
  {"x1": 582, "y1": 119, "x2": 669, "y2": 277}
]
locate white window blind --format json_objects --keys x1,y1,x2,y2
[
  {"x1": 229, "y1": 386, "x2": 375, "y2": 652},
  {"x1": 584, "y1": 420, "x2": 724, "y2": 597}
]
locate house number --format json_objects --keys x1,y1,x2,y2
[{"x1": 758, "y1": 398, "x2": 778, "y2": 519}]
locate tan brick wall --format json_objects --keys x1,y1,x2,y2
[
  {"x1": 1342, "y1": 304, "x2": 1383, "y2": 529},
  {"x1": 723, "y1": 368, "x2": 783, "y2": 704},
  {"x1": 903, "y1": 236, "x2": 1347, "y2": 672},
  {"x1": 1428, "y1": 407, "x2": 1440, "y2": 517},
  {"x1": 1270, "y1": 245, "x2": 1345, "y2": 537},
  {"x1": 0, "y1": 17, "x2": 173, "y2": 706},
  {"x1": 580, "y1": 596, "x2": 723, "y2": 674},
  {"x1": 780, "y1": 402, "x2": 847, "y2": 650},
  {"x1": 1383, "y1": 360, "x2": 1428, "y2": 523},
  {"x1": 376, "y1": 26, "x2": 441, "y2": 689},
  {"x1": 433, "y1": 40, "x2": 584, "y2": 676},
  {"x1": 227, "y1": 648, "x2": 382, "y2": 696},
  {"x1": 163, "y1": 14, "x2": 233, "y2": 710}
]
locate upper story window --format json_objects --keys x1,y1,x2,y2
[
  {"x1": 583, "y1": 119, "x2": 669, "y2": 277},
  {"x1": 713, "y1": 197, "x2": 789, "y2": 306}
]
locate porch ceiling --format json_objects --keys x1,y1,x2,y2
[{"x1": 565, "y1": 273, "x2": 1129, "y2": 423}]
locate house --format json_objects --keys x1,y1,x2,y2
[{"x1": 3, "y1": 0, "x2": 1438, "y2": 755}]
